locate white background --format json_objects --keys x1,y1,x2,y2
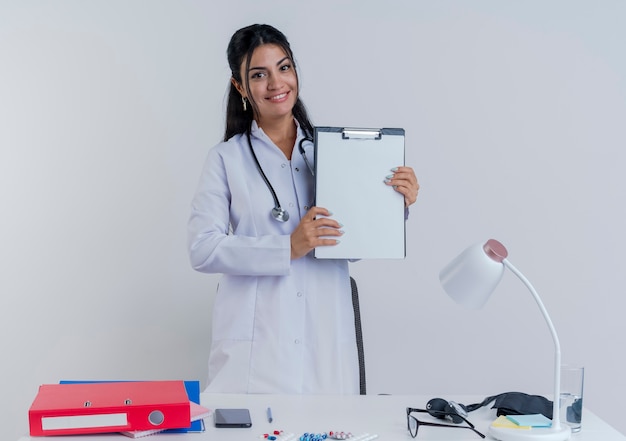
[{"x1": 1, "y1": 1, "x2": 625, "y2": 439}]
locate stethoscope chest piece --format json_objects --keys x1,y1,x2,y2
[
  {"x1": 247, "y1": 131, "x2": 312, "y2": 223},
  {"x1": 271, "y1": 207, "x2": 289, "y2": 222}
]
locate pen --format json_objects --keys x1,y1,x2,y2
[{"x1": 266, "y1": 406, "x2": 273, "y2": 423}]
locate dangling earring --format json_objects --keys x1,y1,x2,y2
[{"x1": 242, "y1": 97, "x2": 248, "y2": 112}]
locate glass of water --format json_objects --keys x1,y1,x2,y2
[{"x1": 560, "y1": 365, "x2": 584, "y2": 433}]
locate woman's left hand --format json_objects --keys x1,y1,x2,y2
[{"x1": 385, "y1": 166, "x2": 420, "y2": 207}]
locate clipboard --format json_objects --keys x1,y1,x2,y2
[{"x1": 313, "y1": 126, "x2": 406, "y2": 259}]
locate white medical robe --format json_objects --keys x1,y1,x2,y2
[{"x1": 188, "y1": 121, "x2": 359, "y2": 394}]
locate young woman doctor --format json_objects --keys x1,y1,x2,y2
[{"x1": 188, "y1": 24, "x2": 420, "y2": 394}]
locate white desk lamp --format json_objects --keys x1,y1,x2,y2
[{"x1": 439, "y1": 239, "x2": 571, "y2": 441}]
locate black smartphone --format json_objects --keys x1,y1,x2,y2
[{"x1": 214, "y1": 408, "x2": 252, "y2": 428}]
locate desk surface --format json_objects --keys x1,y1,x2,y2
[{"x1": 18, "y1": 393, "x2": 626, "y2": 441}]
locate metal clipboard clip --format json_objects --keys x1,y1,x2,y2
[{"x1": 341, "y1": 128, "x2": 382, "y2": 140}]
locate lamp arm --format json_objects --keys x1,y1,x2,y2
[{"x1": 503, "y1": 258, "x2": 562, "y2": 431}]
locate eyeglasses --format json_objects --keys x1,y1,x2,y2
[{"x1": 406, "y1": 407, "x2": 485, "y2": 438}]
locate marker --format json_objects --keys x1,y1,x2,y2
[{"x1": 266, "y1": 407, "x2": 273, "y2": 423}]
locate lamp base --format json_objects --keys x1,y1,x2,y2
[{"x1": 489, "y1": 425, "x2": 571, "y2": 441}]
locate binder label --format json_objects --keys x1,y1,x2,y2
[{"x1": 42, "y1": 413, "x2": 128, "y2": 430}]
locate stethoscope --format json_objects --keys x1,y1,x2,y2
[{"x1": 247, "y1": 132, "x2": 314, "y2": 222}]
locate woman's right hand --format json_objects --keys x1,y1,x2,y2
[{"x1": 290, "y1": 206, "x2": 343, "y2": 259}]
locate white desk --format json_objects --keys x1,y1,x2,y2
[{"x1": 18, "y1": 393, "x2": 626, "y2": 441}]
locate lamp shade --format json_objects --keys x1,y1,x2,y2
[{"x1": 439, "y1": 239, "x2": 509, "y2": 309}]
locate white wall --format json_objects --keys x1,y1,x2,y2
[{"x1": 2, "y1": 1, "x2": 625, "y2": 438}]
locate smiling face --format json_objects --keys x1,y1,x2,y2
[{"x1": 234, "y1": 43, "x2": 298, "y2": 127}]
